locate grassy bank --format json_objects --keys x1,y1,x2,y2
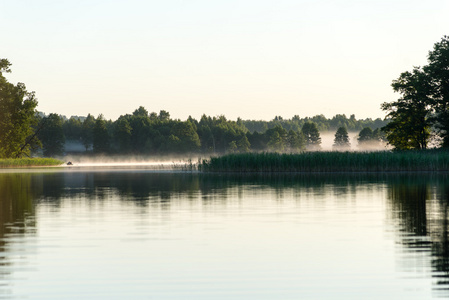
[
  {"x1": 199, "y1": 151, "x2": 449, "y2": 173},
  {"x1": 0, "y1": 158, "x2": 64, "y2": 168}
]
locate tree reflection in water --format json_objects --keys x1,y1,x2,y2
[
  {"x1": 386, "y1": 175, "x2": 449, "y2": 296},
  {"x1": 2, "y1": 171, "x2": 449, "y2": 297},
  {"x1": 0, "y1": 173, "x2": 38, "y2": 297}
]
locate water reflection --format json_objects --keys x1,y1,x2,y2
[
  {"x1": 385, "y1": 175, "x2": 449, "y2": 297},
  {"x1": 1, "y1": 170, "x2": 449, "y2": 298},
  {"x1": 0, "y1": 173, "x2": 38, "y2": 298}
]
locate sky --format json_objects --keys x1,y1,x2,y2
[{"x1": 1, "y1": 0, "x2": 448, "y2": 121}]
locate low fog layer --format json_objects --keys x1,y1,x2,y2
[
  {"x1": 61, "y1": 131, "x2": 388, "y2": 167},
  {"x1": 62, "y1": 154, "x2": 200, "y2": 168},
  {"x1": 318, "y1": 131, "x2": 388, "y2": 151}
]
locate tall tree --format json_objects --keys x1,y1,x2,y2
[
  {"x1": 169, "y1": 120, "x2": 201, "y2": 152},
  {"x1": 38, "y1": 113, "x2": 65, "y2": 157},
  {"x1": 357, "y1": 127, "x2": 374, "y2": 144},
  {"x1": 237, "y1": 135, "x2": 251, "y2": 153},
  {"x1": 63, "y1": 117, "x2": 82, "y2": 141},
  {"x1": 286, "y1": 130, "x2": 305, "y2": 152},
  {"x1": 381, "y1": 67, "x2": 432, "y2": 150},
  {"x1": 302, "y1": 122, "x2": 321, "y2": 150},
  {"x1": 425, "y1": 35, "x2": 449, "y2": 147},
  {"x1": 267, "y1": 126, "x2": 287, "y2": 151},
  {"x1": 93, "y1": 115, "x2": 110, "y2": 153},
  {"x1": 114, "y1": 117, "x2": 132, "y2": 153},
  {"x1": 81, "y1": 114, "x2": 95, "y2": 151},
  {"x1": 133, "y1": 106, "x2": 148, "y2": 118},
  {"x1": 0, "y1": 59, "x2": 40, "y2": 158},
  {"x1": 333, "y1": 127, "x2": 350, "y2": 149}
]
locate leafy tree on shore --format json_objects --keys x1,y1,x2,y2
[
  {"x1": 93, "y1": 115, "x2": 110, "y2": 153},
  {"x1": 381, "y1": 67, "x2": 432, "y2": 150},
  {"x1": 267, "y1": 126, "x2": 287, "y2": 151},
  {"x1": 237, "y1": 135, "x2": 251, "y2": 152},
  {"x1": 357, "y1": 127, "x2": 384, "y2": 148},
  {"x1": 424, "y1": 36, "x2": 449, "y2": 147},
  {"x1": 0, "y1": 59, "x2": 40, "y2": 158},
  {"x1": 358, "y1": 127, "x2": 374, "y2": 144},
  {"x1": 38, "y1": 113, "x2": 65, "y2": 157},
  {"x1": 302, "y1": 122, "x2": 321, "y2": 150},
  {"x1": 81, "y1": 114, "x2": 95, "y2": 151},
  {"x1": 333, "y1": 127, "x2": 350, "y2": 150},
  {"x1": 63, "y1": 117, "x2": 82, "y2": 141},
  {"x1": 114, "y1": 116, "x2": 132, "y2": 153},
  {"x1": 286, "y1": 130, "x2": 305, "y2": 152},
  {"x1": 169, "y1": 120, "x2": 201, "y2": 152},
  {"x1": 380, "y1": 36, "x2": 449, "y2": 150}
]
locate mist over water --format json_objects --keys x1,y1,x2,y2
[
  {"x1": 58, "y1": 130, "x2": 388, "y2": 169},
  {"x1": 61, "y1": 154, "x2": 201, "y2": 169}
]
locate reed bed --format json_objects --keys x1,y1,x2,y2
[
  {"x1": 199, "y1": 151, "x2": 449, "y2": 173},
  {"x1": 0, "y1": 158, "x2": 64, "y2": 168}
]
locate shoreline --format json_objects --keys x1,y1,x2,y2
[
  {"x1": 199, "y1": 151, "x2": 449, "y2": 173},
  {"x1": 0, "y1": 158, "x2": 65, "y2": 168}
]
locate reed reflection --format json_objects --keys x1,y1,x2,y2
[
  {"x1": 3, "y1": 171, "x2": 449, "y2": 298},
  {"x1": 31, "y1": 172, "x2": 396, "y2": 204}
]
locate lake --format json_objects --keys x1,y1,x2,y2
[{"x1": 1, "y1": 167, "x2": 449, "y2": 299}]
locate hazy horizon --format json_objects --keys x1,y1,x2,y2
[{"x1": 2, "y1": 1, "x2": 448, "y2": 121}]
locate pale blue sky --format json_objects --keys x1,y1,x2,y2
[{"x1": 2, "y1": 0, "x2": 448, "y2": 120}]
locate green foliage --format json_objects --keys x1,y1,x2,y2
[
  {"x1": 302, "y1": 122, "x2": 321, "y2": 150},
  {"x1": 286, "y1": 130, "x2": 306, "y2": 152},
  {"x1": 358, "y1": 127, "x2": 374, "y2": 143},
  {"x1": 0, "y1": 59, "x2": 39, "y2": 158},
  {"x1": 357, "y1": 127, "x2": 384, "y2": 149},
  {"x1": 227, "y1": 141, "x2": 238, "y2": 153},
  {"x1": 333, "y1": 127, "x2": 350, "y2": 149},
  {"x1": 425, "y1": 35, "x2": 449, "y2": 147},
  {"x1": 63, "y1": 117, "x2": 82, "y2": 141},
  {"x1": 114, "y1": 116, "x2": 132, "y2": 153},
  {"x1": 169, "y1": 120, "x2": 201, "y2": 152},
  {"x1": 81, "y1": 114, "x2": 95, "y2": 151},
  {"x1": 266, "y1": 126, "x2": 287, "y2": 151},
  {"x1": 381, "y1": 36, "x2": 449, "y2": 150},
  {"x1": 93, "y1": 115, "x2": 110, "y2": 153},
  {"x1": 38, "y1": 113, "x2": 65, "y2": 157},
  {"x1": 237, "y1": 135, "x2": 251, "y2": 153},
  {"x1": 242, "y1": 114, "x2": 387, "y2": 134},
  {"x1": 200, "y1": 150, "x2": 449, "y2": 172},
  {"x1": 381, "y1": 67, "x2": 432, "y2": 150},
  {"x1": 133, "y1": 106, "x2": 149, "y2": 117}
]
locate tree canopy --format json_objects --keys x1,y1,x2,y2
[
  {"x1": 302, "y1": 122, "x2": 321, "y2": 150},
  {"x1": 0, "y1": 59, "x2": 39, "y2": 158},
  {"x1": 381, "y1": 36, "x2": 449, "y2": 150},
  {"x1": 333, "y1": 127, "x2": 350, "y2": 150}
]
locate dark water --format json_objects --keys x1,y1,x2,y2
[{"x1": 1, "y1": 168, "x2": 449, "y2": 299}]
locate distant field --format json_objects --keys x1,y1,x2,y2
[
  {"x1": 199, "y1": 151, "x2": 449, "y2": 173},
  {"x1": 0, "y1": 158, "x2": 64, "y2": 168}
]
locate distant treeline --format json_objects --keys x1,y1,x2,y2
[
  {"x1": 35, "y1": 107, "x2": 388, "y2": 157},
  {"x1": 242, "y1": 114, "x2": 386, "y2": 133}
]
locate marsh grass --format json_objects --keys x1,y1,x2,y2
[
  {"x1": 0, "y1": 158, "x2": 64, "y2": 168},
  {"x1": 199, "y1": 151, "x2": 449, "y2": 173}
]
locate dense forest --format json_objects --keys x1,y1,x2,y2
[
  {"x1": 32, "y1": 109, "x2": 387, "y2": 156},
  {"x1": 1, "y1": 35, "x2": 448, "y2": 159}
]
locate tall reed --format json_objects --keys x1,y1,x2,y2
[{"x1": 199, "y1": 151, "x2": 449, "y2": 172}]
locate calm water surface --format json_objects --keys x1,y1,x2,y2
[{"x1": 1, "y1": 168, "x2": 449, "y2": 299}]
